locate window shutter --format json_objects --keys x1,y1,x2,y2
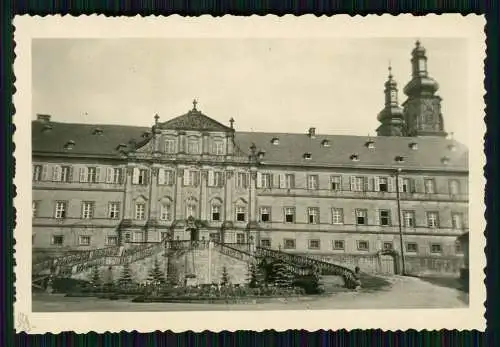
[
  {"x1": 183, "y1": 170, "x2": 189, "y2": 186},
  {"x1": 106, "y1": 168, "x2": 113, "y2": 183},
  {"x1": 94, "y1": 167, "x2": 101, "y2": 183},
  {"x1": 387, "y1": 177, "x2": 394, "y2": 192},
  {"x1": 41, "y1": 165, "x2": 48, "y2": 181},
  {"x1": 68, "y1": 166, "x2": 74, "y2": 182},
  {"x1": 375, "y1": 210, "x2": 380, "y2": 226},
  {"x1": 244, "y1": 173, "x2": 249, "y2": 189},
  {"x1": 398, "y1": 177, "x2": 404, "y2": 192},
  {"x1": 158, "y1": 169, "x2": 165, "y2": 185},
  {"x1": 208, "y1": 170, "x2": 214, "y2": 187},
  {"x1": 79, "y1": 167, "x2": 87, "y2": 182},
  {"x1": 363, "y1": 177, "x2": 369, "y2": 192},
  {"x1": 269, "y1": 174, "x2": 274, "y2": 188},
  {"x1": 194, "y1": 171, "x2": 200, "y2": 186},
  {"x1": 170, "y1": 170, "x2": 176, "y2": 185},
  {"x1": 279, "y1": 174, "x2": 286, "y2": 188},
  {"x1": 410, "y1": 178, "x2": 417, "y2": 193},
  {"x1": 350, "y1": 176, "x2": 356, "y2": 191},
  {"x1": 132, "y1": 168, "x2": 139, "y2": 185},
  {"x1": 51, "y1": 166, "x2": 57, "y2": 181},
  {"x1": 373, "y1": 176, "x2": 380, "y2": 191},
  {"x1": 256, "y1": 172, "x2": 262, "y2": 188}
]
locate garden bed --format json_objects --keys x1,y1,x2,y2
[{"x1": 131, "y1": 294, "x2": 315, "y2": 304}]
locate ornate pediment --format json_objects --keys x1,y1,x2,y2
[{"x1": 159, "y1": 108, "x2": 232, "y2": 133}]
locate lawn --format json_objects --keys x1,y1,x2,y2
[
  {"x1": 417, "y1": 275, "x2": 468, "y2": 293},
  {"x1": 358, "y1": 272, "x2": 392, "y2": 292}
]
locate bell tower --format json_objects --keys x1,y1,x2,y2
[
  {"x1": 376, "y1": 64, "x2": 404, "y2": 136},
  {"x1": 402, "y1": 40, "x2": 447, "y2": 137}
]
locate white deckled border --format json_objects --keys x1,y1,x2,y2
[{"x1": 13, "y1": 14, "x2": 486, "y2": 334}]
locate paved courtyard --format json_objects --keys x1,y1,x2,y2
[{"x1": 32, "y1": 275, "x2": 468, "y2": 312}]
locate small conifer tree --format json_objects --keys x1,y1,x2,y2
[
  {"x1": 117, "y1": 262, "x2": 134, "y2": 288},
  {"x1": 272, "y1": 261, "x2": 294, "y2": 288},
  {"x1": 90, "y1": 266, "x2": 101, "y2": 288},
  {"x1": 220, "y1": 266, "x2": 230, "y2": 286},
  {"x1": 148, "y1": 259, "x2": 166, "y2": 286},
  {"x1": 247, "y1": 263, "x2": 259, "y2": 288}
]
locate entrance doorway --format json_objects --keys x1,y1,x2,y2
[
  {"x1": 189, "y1": 228, "x2": 199, "y2": 241},
  {"x1": 380, "y1": 254, "x2": 396, "y2": 274}
]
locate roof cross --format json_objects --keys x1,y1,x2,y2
[{"x1": 192, "y1": 99, "x2": 198, "y2": 110}]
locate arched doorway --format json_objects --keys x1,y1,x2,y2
[
  {"x1": 188, "y1": 227, "x2": 199, "y2": 242},
  {"x1": 377, "y1": 249, "x2": 400, "y2": 275}
]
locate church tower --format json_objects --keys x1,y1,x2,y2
[
  {"x1": 376, "y1": 65, "x2": 405, "y2": 136},
  {"x1": 402, "y1": 40, "x2": 447, "y2": 137}
]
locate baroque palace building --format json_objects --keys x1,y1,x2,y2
[{"x1": 32, "y1": 41, "x2": 468, "y2": 274}]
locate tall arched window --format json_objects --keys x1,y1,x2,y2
[
  {"x1": 159, "y1": 197, "x2": 173, "y2": 221},
  {"x1": 210, "y1": 198, "x2": 223, "y2": 221},
  {"x1": 186, "y1": 197, "x2": 198, "y2": 218}
]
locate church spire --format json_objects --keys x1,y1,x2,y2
[
  {"x1": 376, "y1": 64, "x2": 404, "y2": 137},
  {"x1": 402, "y1": 40, "x2": 446, "y2": 137}
]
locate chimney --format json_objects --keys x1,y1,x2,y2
[
  {"x1": 36, "y1": 114, "x2": 51, "y2": 122},
  {"x1": 308, "y1": 127, "x2": 316, "y2": 138}
]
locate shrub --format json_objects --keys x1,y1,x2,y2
[{"x1": 51, "y1": 278, "x2": 91, "y2": 294}]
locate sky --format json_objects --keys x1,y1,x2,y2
[{"x1": 32, "y1": 38, "x2": 469, "y2": 145}]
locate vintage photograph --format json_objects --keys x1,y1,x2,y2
[{"x1": 14, "y1": 15, "x2": 485, "y2": 333}]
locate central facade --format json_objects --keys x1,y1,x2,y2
[{"x1": 32, "y1": 41, "x2": 469, "y2": 275}]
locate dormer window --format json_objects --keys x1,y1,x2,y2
[
  {"x1": 395, "y1": 156, "x2": 405, "y2": 163},
  {"x1": 365, "y1": 140, "x2": 375, "y2": 149},
  {"x1": 303, "y1": 153, "x2": 312, "y2": 160},
  {"x1": 350, "y1": 154, "x2": 359, "y2": 162},
  {"x1": 116, "y1": 143, "x2": 127, "y2": 151},
  {"x1": 64, "y1": 140, "x2": 75, "y2": 150},
  {"x1": 409, "y1": 142, "x2": 418, "y2": 150},
  {"x1": 308, "y1": 127, "x2": 316, "y2": 138},
  {"x1": 441, "y1": 156, "x2": 450, "y2": 165},
  {"x1": 271, "y1": 137, "x2": 280, "y2": 145},
  {"x1": 447, "y1": 144, "x2": 456, "y2": 152},
  {"x1": 42, "y1": 124, "x2": 53, "y2": 132},
  {"x1": 258, "y1": 151, "x2": 266, "y2": 160},
  {"x1": 321, "y1": 140, "x2": 330, "y2": 147},
  {"x1": 142, "y1": 131, "x2": 151, "y2": 138},
  {"x1": 92, "y1": 128, "x2": 103, "y2": 135}
]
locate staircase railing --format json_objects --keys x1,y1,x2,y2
[{"x1": 256, "y1": 246, "x2": 359, "y2": 288}]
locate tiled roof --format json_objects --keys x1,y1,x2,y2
[
  {"x1": 32, "y1": 120, "x2": 468, "y2": 171},
  {"x1": 234, "y1": 132, "x2": 468, "y2": 171}
]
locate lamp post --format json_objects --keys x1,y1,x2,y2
[{"x1": 394, "y1": 168, "x2": 406, "y2": 276}]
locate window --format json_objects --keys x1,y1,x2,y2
[
  {"x1": 332, "y1": 208, "x2": 344, "y2": 224},
  {"x1": 308, "y1": 239, "x2": 321, "y2": 250},
  {"x1": 51, "y1": 235, "x2": 64, "y2": 246},
  {"x1": 449, "y1": 180, "x2": 460, "y2": 195},
  {"x1": 383, "y1": 242, "x2": 393, "y2": 250},
  {"x1": 260, "y1": 173, "x2": 271, "y2": 188},
  {"x1": 211, "y1": 205, "x2": 221, "y2": 221},
  {"x1": 187, "y1": 138, "x2": 200, "y2": 154},
  {"x1": 32, "y1": 201, "x2": 39, "y2": 218},
  {"x1": 212, "y1": 141, "x2": 224, "y2": 155},
  {"x1": 161, "y1": 232, "x2": 169, "y2": 241},
  {"x1": 285, "y1": 174, "x2": 295, "y2": 189},
  {"x1": 61, "y1": 166, "x2": 71, "y2": 182},
  {"x1": 260, "y1": 207, "x2": 271, "y2": 222},
  {"x1": 455, "y1": 240, "x2": 463, "y2": 254},
  {"x1": 378, "y1": 177, "x2": 388, "y2": 192},
  {"x1": 236, "y1": 206, "x2": 246, "y2": 222},
  {"x1": 138, "y1": 169, "x2": 148, "y2": 185},
  {"x1": 452, "y1": 213, "x2": 463, "y2": 229},
  {"x1": 187, "y1": 202, "x2": 197, "y2": 218},
  {"x1": 209, "y1": 233, "x2": 219, "y2": 242},
  {"x1": 214, "y1": 171, "x2": 224, "y2": 187},
  {"x1": 106, "y1": 236, "x2": 118, "y2": 246},
  {"x1": 351, "y1": 176, "x2": 364, "y2": 192},
  {"x1": 32, "y1": 165, "x2": 43, "y2": 181},
  {"x1": 261, "y1": 238, "x2": 271, "y2": 247},
  {"x1": 164, "y1": 139, "x2": 176, "y2": 153},
  {"x1": 87, "y1": 167, "x2": 98, "y2": 183},
  {"x1": 160, "y1": 203, "x2": 172, "y2": 221},
  {"x1": 402, "y1": 178, "x2": 412, "y2": 193},
  {"x1": 158, "y1": 169, "x2": 175, "y2": 186},
  {"x1": 236, "y1": 172, "x2": 248, "y2": 188},
  {"x1": 307, "y1": 175, "x2": 319, "y2": 190},
  {"x1": 283, "y1": 239, "x2": 296, "y2": 249},
  {"x1": 112, "y1": 168, "x2": 122, "y2": 184},
  {"x1": 431, "y1": 244, "x2": 442, "y2": 254},
  {"x1": 55, "y1": 201, "x2": 67, "y2": 219},
  {"x1": 424, "y1": 179, "x2": 435, "y2": 194},
  {"x1": 426, "y1": 212, "x2": 439, "y2": 228},
  {"x1": 124, "y1": 233, "x2": 131, "y2": 243},
  {"x1": 330, "y1": 176, "x2": 341, "y2": 191},
  {"x1": 284, "y1": 207, "x2": 295, "y2": 223},
  {"x1": 184, "y1": 170, "x2": 200, "y2": 186},
  {"x1": 403, "y1": 210, "x2": 415, "y2": 227},
  {"x1": 308, "y1": 207, "x2": 319, "y2": 224},
  {"x1": 236, "y1": 233, "x2": 245, "y2": 244},
  {"x1": 357, "y1": 240, "x2": 369, "y2": 251},
  {"x1": 108, "y1": 202, "x2": 120, "y2": 219},
  {"x1": 379, "y1": 210, "x2": 391, "y2": 226},
  {"x1": 79, "y1": 235, "x2": 91, "y2": 246},
  {"x1": 135, "y1": 203, "x2": 146, "y2": 220},
  {"x1": 133, "y1": 231, "x2": 144, "y2": 242},
  {"x1": 333, "y1": 240, "x2": 345, "y2": 250},
  {"x1": 355, "y1": 209, "x2": 367, "y2": 225},
  {"x1": 81, "y1": 201, "x2": 94, "y2": 219},
  {"x1": 406, "y1": 242, "x2": 418, "y2": 253}
]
